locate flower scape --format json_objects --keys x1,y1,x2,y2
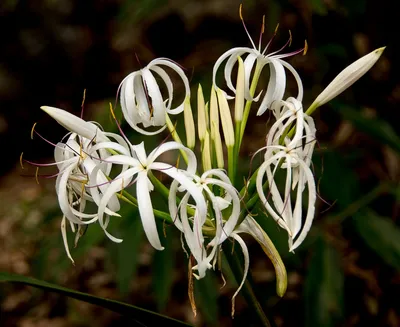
[{"x1": 22, "y1": 6, "x2": 384, "y2": 318}]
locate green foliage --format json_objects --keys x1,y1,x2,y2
[
  {"x1": 353, "y1": 210, "x2": 400, "y2": 270},
  {"x1": 152, "y1": 222, "x2": 176, "y2": 311},
  {"x1": 195, "y1": 272, "x2": 219, "y2": 325},
  {"x1": 113, "y1": 211, "x2": 144, "y2": 297},
  {"x1": 305, "y1": 236, "x2": 344, "y2": 327}
]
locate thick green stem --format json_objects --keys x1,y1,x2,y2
[{"x1": 227, "y1": 145, "x2": 236, "y2": 185}]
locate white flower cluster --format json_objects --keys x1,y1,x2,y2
[{"x1": 25, "y1": 10, "x2": 383, "y2": 315}]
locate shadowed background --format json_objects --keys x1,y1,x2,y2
[{"x1": 1, "y1": 0, "x2": 399, "y2": 326}]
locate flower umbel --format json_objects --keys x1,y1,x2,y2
[{"x1": 27, "y1": 6, "x2": 385, "y2": 322}]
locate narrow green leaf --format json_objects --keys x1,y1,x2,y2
[
  {"x1": 0, "y1": 272, "x2": 192, "y2": 326},
  {"x1": 152, "y1": 223, "x2": 175, "y2": 311},
  {"x1": 305, "y1": 236, "x2": 344, "y2": 327},
  {"x1": 353, "y1": 210, "x2": 400, "y2": 270},
  {"x1": 195, "y1": 272, "x2": 219, "y2": 325},
  {"x1": 114, "y1": 212, "x2": 144, "y2": 296},
  {"x1": 333, "y1": 103, "x2": 400, "y2": 153}
]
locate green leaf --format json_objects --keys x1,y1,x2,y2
[
  {"x1": 0, "y1": 272, "x2": 192, "y2": 326},
  {"x1": 114, "y1": 211, "x2": 144, "y2": 297},
  {"x1": 314, "y1": 149, "x2": 360, "y2": 209},
  {"x1": 305, "y1": 236, "x2": 344, "y2": 327},
  {"x1": 353, "y1": 210, "x2": 400, "y2": 270},
  {"x1": 195, "y1": 272, "x2": 219, "y2": 325},
  {"x1": 152, "y1": 223, "x2": 175, "y2": 311},
  {"x1": 333, "y1": 103, "x2": 400, "y2": 153}
]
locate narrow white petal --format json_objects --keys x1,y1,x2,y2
[
  {"x1": 147, "y1": 141, "x2": 197, "y2": 175},
  {"x1": 230, "y1": 233, "x2": 249, "y2": 317},
  {"x1": 289, "y1": 159, "x2": 316, "y2": 251},
  {"x1": 142, "y1": 68, "x2": 165, "y2": 126},
  {"x1": 61, "y1": 216, "x2": 75, "y2": 264},
  {"x1": 224, "y1": 50, "x2": 247, "y2": 94},
  {"x1": 148, "y1": 58, "x2": 190, "y2": 115},
  {"x1": 256, "y1": 152, "x2": 292, "y2": 233},
  {"x1": 136, "y1": 173, "x2": 164, "y2": 250},
  {"x1": 257, "y1": 58, "x2": 286, "y2": 116},
  {"x1": 212, "y1": 47, "x2": 253, "y2": 94},
  {"x1": 243, "y1": 52, "x2": 262, "y2": 101}
]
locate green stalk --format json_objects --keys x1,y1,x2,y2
[
  {"x1": 238, "y1": 61, "x2": 263, "y2": 148},
  {"x1": 227, "y1": 145, "x2": 236, "y2": 185}
]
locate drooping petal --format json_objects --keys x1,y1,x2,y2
[
  {"x1": 142, "y1": 68, "x2": 165, "y2": 126},
  {"x1": 289, "y1": 158, "x2": 316, "y2": 252},
  {"x1": 230, "y1": 233, "x2": 249, "y2": 317},
  {"x1": 147, "y1": 58, "x2": 190, "y2": 115},
  {"x1": 257, "y1": 58, "x2": 286, "y2": 116},
  {"x1": 243, "y1": 52, "x2": 263, "y2": 101},
  {"x1": 136, "y1": 172, "x2": 164, "y2": 250},
  {"x1": 212, "y1": 47, "x2": 253, "y2": 95}
]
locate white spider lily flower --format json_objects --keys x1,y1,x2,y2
[
  {"x1": 255, "y1": 97, "x2": 317, "y2": 251},
  {"x1": 55, "y1": 130, "x2": 132, "y2": 260},
  {"x1": 212, "y1": 7, "x2": 305, "y2": 116},
  {"x1": 256, "y1": 144, "x2": 316, "y2": 252},
  {"x1": 169, "y1": 169, "x2": 241, "y2": 279},
  {"x1": 266, "y1": 97, "x2": 316, "y2": 153},
  {"x1": 119, "y1": 58, "x2": 191, "y2": 135},
  {"x1": 41, "y1": 106, "x2": 108, "y2": 142},
  {"x1": 310, "y1": 47, "x2": 385, "y2": 112},
  {"x1": 96, "y1": 141, "x2": 207, "y2": 251}
]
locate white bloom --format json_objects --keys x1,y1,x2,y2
[
  {"x1": 169, "y1": 169, "x2": 241, "y2": 278},
  {"x1": 256, "y1": 144, "x2": 316, "y2": 252},
  {"x1": 96, "y1": 141, "x2": 207, "y2": 251},
  {"x1": 212, "y1": 12, "x2": 305, "y2": 116},
  {"x1": 54, "y1": 130, "x2": 131, "y2": 260},
  {"x1": 119, "y1": 58, "x2": 191, "y2": 135},
  {"x1": 311, "y1": 47, "x2": 385, "y2": 109},
  {"x1": 256, "y1": 97, "x2": 317, "y2": 251}
]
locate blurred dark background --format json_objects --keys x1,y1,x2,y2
[{"x1": 1, "y1": 0, "x2": 399, "y2": 326}]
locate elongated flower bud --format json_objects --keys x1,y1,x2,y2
[
  {"x1": 41, "y1": 106, "x2": 108, "y2": 142},
  {"x1": 197, "y1": 84, "x2": 207, "y2": 142},
  {"x1": 184, "y1": 96, "x2": 195, "y2": 149},
  {"x1": 212, "y1": 122, "x2": 225, "y2": 168},
  {"x1": 217, "y1": 89, "x2": 235, "y2": 147},
  {"x1": 209, "y1": 86, "x2": 219, "y2": 140},
  {"x1": 310, "y1": 47, "x2": 385, "y2": 113},
  {"x1": 202, "y1": 131, "x2": 212, "y2": 172}
]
